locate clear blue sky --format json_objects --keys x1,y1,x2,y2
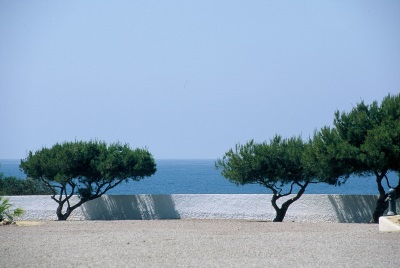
[{"x1": 1, "y1": 1, "x2": 399, "y2": 159}]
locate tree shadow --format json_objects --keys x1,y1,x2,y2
[
  {"x1": 327, "y1": 195, "x2": 378, "y2": 223},
  {"x1": 80, "y1": 195, "x2": 181, "y2": 220}
]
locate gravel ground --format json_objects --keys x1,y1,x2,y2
[{"x1": 1, "y1": 219, "x2": 399, "y2": 267}]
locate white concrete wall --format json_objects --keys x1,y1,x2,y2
[{"x1": 6, "y1": 194, "x2": 400, "y2": 223}]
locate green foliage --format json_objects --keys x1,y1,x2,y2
[
  {"x1": 216, "y1": 135, "x2": 330, "y2": 222},
  {"x1": 303, "y1": 127, "x2": 359, "y2": 184},
  {"x1": 311, "y1": 93, "x2": 400, "y2": 222},
  {"x1": 0, "y1": 196, "x2": 25, "y2": 223},
  {"x1": 361, "y1": 120, "x2": 400, "y2": 171},
  {"x1": 20, "y1": 140, "x2": 157, "y2": 220},
  {"x1": 217, "y1": 93, "x2": 400, "y2": 222},
  {"x1": 216, "y1": 136, "x2": 307, "y2": 188},
  {"x1": 0, "y1": 174, "x2": 53, "y2": 195},
  {"x1": 334, "y1": 101, "x2": 381, "y2": 148},
  {"x1": 332, "y1": 93, "x2": 400, "y2": 175},
  {"x1": 360, "y1": 94, "x2": 400, "y2": 173}
]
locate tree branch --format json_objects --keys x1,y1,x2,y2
[
  {"x1": 262, "y1": 181, "x2": 277, "y2": 195},
  {"x1": 39, "y1": 176, "x2": 58, "y2": 202},
  {"x1": 384, "y1": 174, "x2": 392, "y2": 189},
  {"x1": 57, "y1": 184, "x2": 65, "y2": 203},
  {"x1": 375, "y1": 171, "x2": 387, "y2": 197},
  {"x1": 65, "y1": 182, "x2": 76, "y2": 209},
  {"x1": 271, "y1": 193, "x2": 280, "y2": 212},
  {"x1": 99, "y1": 178, "x2": 125, "y2": 196},
  {"x1": 291, "y1": 181, "x2": 309, "y2": 203},
  {"x1": 278, "y1": 182, "x2": 295, "y2": 198}
]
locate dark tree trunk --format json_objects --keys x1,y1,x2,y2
[
  {"x1": 271, "y1": 182, "x2": 309, "y2": 222},
  {"x1": 273, "y1": 201, "x2": 292, "y2": 222},
  {"x1": 371, "y1": 194, "x2": 388, "y2": 223},
  {"x1": 55, "y1": 198, "x2": 87, "y2": 221},
  {"x1": 56, "y1": 204, "x2": 73, "y2": 221},
  {"x1": 371, "y1": 172, "x2": 388, "y2": 223},
  {"x1": 371, "y1": 180, "x2": 400, "y2": 223}
]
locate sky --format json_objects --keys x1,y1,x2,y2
[{"x1": 0, "y1": 0, "x2": 399, "y2": 160}]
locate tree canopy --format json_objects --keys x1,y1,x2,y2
[
  {"x1": 216, "y1": 135, "x2": 336, "y2": 222},
  {"x1": 302, "y1": 126, "x2": 358, "y2": 184},
  {"x1": 216, "y1": 94, "x2": 400, "y2": 222},
  {"x1": 307, "y1": 94, "x2": 400, "y2": 222},
  {"x1": 20, "y1": 140, "x2": 156, "y2": 220}
]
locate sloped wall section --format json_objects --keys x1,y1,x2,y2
[{"x1": 6, "y1": 195, "x2": 400, "y2": 223}]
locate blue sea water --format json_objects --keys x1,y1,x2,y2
[{"x1": 0, "y1": 159, "x2": 397, "y2": 195}]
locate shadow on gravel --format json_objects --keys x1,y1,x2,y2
[
  {"x1": 327, "y1": 195, "x2": 377, "y2": 223},
  {"x1": 80, "y1": 195, "x2": 181, "y2": 220}
]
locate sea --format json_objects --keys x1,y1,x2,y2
[{"x1": 0, "y1": 159, "x2": 397, "y2": 195}]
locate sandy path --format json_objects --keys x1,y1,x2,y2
[{"x1": 1, "y1": 219, "x2": 399, "y2": 267}]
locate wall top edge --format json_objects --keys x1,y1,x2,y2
[{"x1": 4, "y1": 194, "x2": 382, "y2": 198}]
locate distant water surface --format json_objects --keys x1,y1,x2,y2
[{"x1": 0, "y1": 159, "x2": 397, "y2": 195}]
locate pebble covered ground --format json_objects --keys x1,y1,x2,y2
[{"x1": 1, "y1": 219, "x2": 400, "y2": 267}]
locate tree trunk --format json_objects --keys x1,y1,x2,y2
[
  {"x1": 271, "y1": 182, "x2": 309, "y2": 222},
  {"x1": 55, "y1": 196, "x2": 93, "y2": 220},
  {"x1": 371, "y1": 194, "x2": 388, "y2": 223},
  {"x1": 371, "y1": 173, "x2": 388, "y2": 223},
  {"x1": 56, "y1": 204, "x2": 72, "y2": 221},
  {"x1": 371, "y1": 182, "x2": 400, "y2": 223},
  {"x1": 273, "y1": 202, "x2": 291, "y2": 222}
]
